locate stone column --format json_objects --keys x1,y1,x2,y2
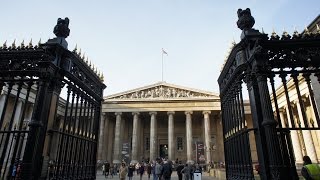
[
  {"x1": 307, "y1": 94, "x2": 320, "y2": 158},
  {"x1": 107, "y1": 118, "x2": 114, "y2": 162},
  {"x1": 284, "y1": 106, "x2": 303, "y2": 163},
  {"x1": 102, "y1": 114, "x2": 110, "y2": 161},
  {"x1": 167, "y1": 111, "x2": 175, "y2": 161},
  {"x1": 113, "y1": 112, "x2": 122, "y2": 164},
  {"x1": 185, "y1": 111, "x2": 193, "y2": 164},
  {"x1": 98, "y1": 113, "x2": 106, "y2": 161},
  {"x1": 278, "y1": 110, "x2": 286, "y2": 128},
  {"x1": 203, "y1": 111, "x2": 211, "y2": 164},
  {"x1": 0, "y1": 94, "x2": 7, "y2": 119},
  {"x1": 295, "y1": 100, "x2": 318, "y2": 162},
  {"x1": 149, "y1": 112, "x2": 157, "y2": 161},
  {"x1": 131, "y1": 112, "x2": 140, "y2": 164}
]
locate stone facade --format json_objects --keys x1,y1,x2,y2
[{"x1": 98, "y1": 81, "x2": 253, "y2": 165}]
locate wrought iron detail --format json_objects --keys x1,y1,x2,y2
[
  {"x1": 219, "y1": 8, "x2": 320, "y2": 180},
  {"x1": 0, "y1": 18, "x2": 106, "y2": 179}
]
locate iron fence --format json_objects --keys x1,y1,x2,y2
[{"x1": 218, "y1": 9, "x2": 320, "y2": 179}]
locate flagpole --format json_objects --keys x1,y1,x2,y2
[{"x1": 162, "y1": 51, "x2": 164, "y2": 81}]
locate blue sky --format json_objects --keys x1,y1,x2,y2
[{"x1": 1, "y1": 1, "x2": 319, "y2": 96}]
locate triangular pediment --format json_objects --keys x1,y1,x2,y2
[{"x1": 105, "y1": 81, "x2": 219, "y2": 101}]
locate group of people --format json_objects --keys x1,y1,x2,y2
[
  {"x1": 102, "y1": 162, "x2": 118, "y2": 178},
  {"x1": 116, "y1": 158, "x2": 202, "y2": 180},
  {"x1": 176, "y1": 161, "x2": 202, "y2": 180}
]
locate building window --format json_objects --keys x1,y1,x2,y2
[
  {"x1": 177, "y1": 137, "x2": 183, "y2": 151},
  {"x1": 145, "y1": 137, "x2": 150, "y2": 151}
]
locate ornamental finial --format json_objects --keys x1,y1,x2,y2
[
  {"x1": 82, "y1": 53, "x2": 86, "y2": 61},
  {"x1": 12, "y1": 39, "x2": 16, "y2": 49},
  {"x1": 73, "y1": 44, "x2": 77, "y2": 53},
  {"x1": 3, "y1": 40, "x2": 7, "y2": 49},
  {"x1": 28, "y1": 39, "x2": 33, "y2": 48},
  {"x1": 78, "y1": 48, "x2": 82, "y2": 57},
  {"x1": 20, "y1": 40, "x2": 25, "y2": 48},
  {"x1": 100, "y1": 73, "x2": 104, "y2": 82},
  {"x1": 270, "y1": 29, "x2": 280, "y2": 40},
  {"x1": 53, "y1": 17, "x2": 70, "y2": 38},
  {"x1": 292, "y1": 27, "x2": 300, "y2": 39},
  {"x1": 304, "y1": 26, "x2": 311, "y2": 35},
  {"x1": 85, "y1": 57, "x2": 89, "y2": 64},
  {"x1": 237, "y1": 8, "x2": 255, "y2": 30},
  {"x1": 281, "y1": 29, "x2": 291, "y2": 40},
  {"x1": 316, "y1": 24, "x2": 320, "y2": 34}
]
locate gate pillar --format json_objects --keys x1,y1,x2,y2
[
  {"x1": 238, "y1": 8, "x2": 290, "y2": 180},
  {"x1": 20, "y1": 79, "x2": 55, "y2": 179}
]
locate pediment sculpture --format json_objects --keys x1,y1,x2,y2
[{"x1": 112, "y1": 86, "x2": 213, "y2": 99}]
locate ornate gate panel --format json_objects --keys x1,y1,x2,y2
[
  {"x1": 218, "y1": 9, "x2": 320, "y2": 179},
  {"x1": 0, "y1": 18, "x2": 105, "y2": 179}
]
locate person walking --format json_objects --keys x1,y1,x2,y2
[
  {"x1": 136, "y1": 162, "x2": 141, "y2": 175},
  {"x1": 301, "y1": 155, "x2": 320, "y2": 180},
  {"x1": 152, "y1": 161, "x2": 157, "y2": 180},
  {"x1": 105, "y1": 162, "x2": 110, "y2": 178},
  {"x1": 181, "y1": 164, "x2": 191, "y2": 180},
  {"x1": 155, "y1": 159, "x2": 163, "y2": 180},
  {"x1": 128, "y1": 163, "x2": 135, "y2": 180},
  {"x1": 102, "y1": 163, "x2": 105, "y2": 175},
  {"x1": 162, "y1": 160, "x2": 173, "y2": 180},
  {"x1": 176, "y1": 161, "x2": 184, "y2": 180},
  {"x1": 109, "y1": 164, "x2": 114, "y2": 178},
  {"x1": 147, "y1": 163, "x2": 152, "y2": 179},
  {"x1": 119, "y1": 162, "x2": 128, "y2": 180},
  {"x1": 139, "y1": 162, "x2": 145, "y2": 180}
]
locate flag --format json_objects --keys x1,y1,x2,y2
[{"x1": 162, "y1": 48, "x2": 168, "y2": 55}]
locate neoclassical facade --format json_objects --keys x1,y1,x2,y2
[
  {"x1": 98, "y1": 81, "x2": 252, "y2": 165},
  {"x1": 271, "y1": 76, "x2": 320, "y2": 164},
  {"x1": 98, "y1": 81, "x2": 223, "y2": 164}
]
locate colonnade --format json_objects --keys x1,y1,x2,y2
[
  {"x1": 278, "y1": 95, "x2": 320, "y2": 164},
  {"x1": 98, "y1": 110, "x2": 214, "y2": 164}
]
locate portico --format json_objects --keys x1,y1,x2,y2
[{"x1": 98, "y1": 81, "x2": 234, "y2": 164}]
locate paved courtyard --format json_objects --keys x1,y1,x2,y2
[{"x1": 96, "y1": 171, "x2": 218, "y2": 180}]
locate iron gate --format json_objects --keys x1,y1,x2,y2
[
  {"x1": 0, "y1": 18, "x2": 106, "y2": 179},
  {"x1": 218, "y1": 9, "x2": 320, "y2": 179}
]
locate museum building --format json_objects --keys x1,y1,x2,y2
[{"x1": 97, "y1": 81, "x2": 252, "y2": 165}]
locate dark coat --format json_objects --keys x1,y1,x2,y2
[
  {"x1": 176, "y1": 164, "x2": 184, "y2": 175},
  {"x1": 128, "y1": 166, "x2": 135, "y2": 177},
  {"x1": 162, "y1": 163, "x2": 172, "y2": 178}
]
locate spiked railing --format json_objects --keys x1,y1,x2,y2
[
  {"x1": 218, "y1": 8, "x2": 320, "y2": 180},
  {"x1": 0, "y1": 18, "x2": 106, "y2": 180}
]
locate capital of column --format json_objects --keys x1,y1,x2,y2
[
  {"x1": 149, "y1": 111, "x2": 157, "y2": 116},
  {"x1": 185, "y1": 111, "x2": 193, "y2": 115},
  {"x1": 294, "y1": 98, "x2": 307, "y2": 105},
  {"x1": 301, "y1": 96, "x2": 308, "y2": 102},
  {"x1": 115, "y1": 112, "x2": 122, "y2": 116},
  {"x1": 167, "y1": 111, "x2": 175, "y2": 115},
  {"x1": 202, "y1": 111, "x2": 211, "y2": 115},
  {"x1": 132, "y1": 112, "x2": 140, "y2": 116},
  {"x1": 101, "y1": 112, "x2": 108, "y2": 120}
]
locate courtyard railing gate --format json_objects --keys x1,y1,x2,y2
[
  {"x1": 218, "y1": 9, "x2": 320, "y2": 179},
  {"x1": 0, "y1": 18, "x2": 106, "y2": 179}
]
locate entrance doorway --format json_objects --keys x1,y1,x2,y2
[{"x1": 159, "y1": 144, "x2": 168, "y2": 158}]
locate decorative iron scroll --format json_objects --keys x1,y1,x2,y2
[
  {"x1": 218, "y1": 8, "x2": 320, "y2": 180},
  {"x1": 0, "y1": 18, "x2": 105, "y2": 180}
]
